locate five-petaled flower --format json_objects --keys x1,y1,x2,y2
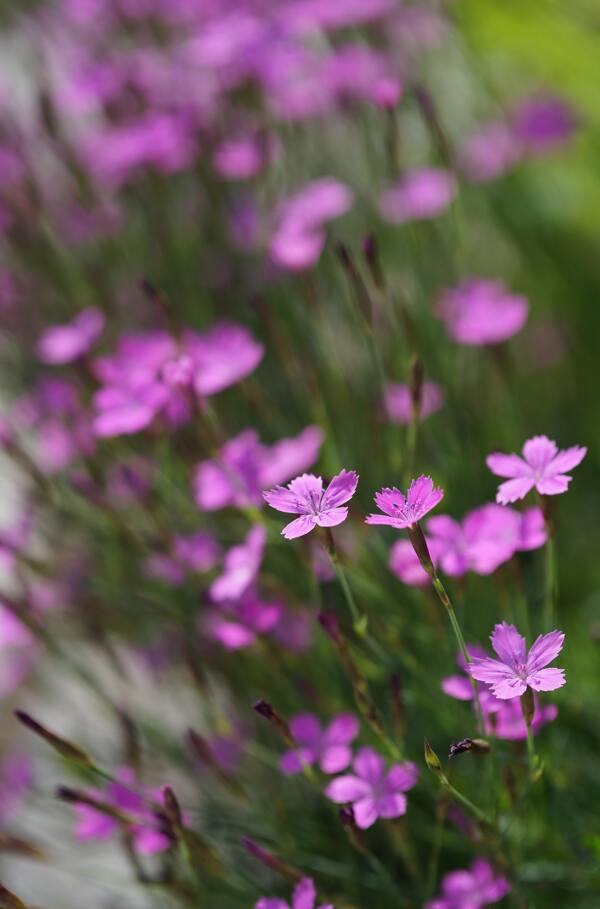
[
  {"x1": 263, "y1": 470, "x2": 358, "y2": 539},
  {"x1": 279, "y1": 713, "x2": 359, "y2": 775},
  {"x1": 487, "y1": 435, "x2": 586, "y2": 504},
  {"x1": 469, "y1": 622, "x2": 565, "y2": 700},
  {"x1": 325, "y1": 746, "x2": 419, "y2": 829},
  {"x1": 425, "y1": 857, "x2": 510, "y2": 909},
  {"x1": 365, "y1": 475, "x2": 443, "y2": 529}
]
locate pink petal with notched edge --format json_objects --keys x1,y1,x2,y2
[
  {"x1": 486, "y1": 452, "x2": 528, "y2": 478},
  {"x1": 522, "y1": 435, "x2": 557, "y2": 469},
  {"x1": 365, "y1": 513, "x2": 396, "y2": 526},
  {"x1": 490, "y1": 622, "x2": 526, "y2": 667},
  {"x1": 496, "y1": 476, "x2": 536, "y2": 504},
  {"x1": 288, "y1": 473, "x2": 323, "y2": 501},
  {"x1": 263, "y1": 486, "x2": 306, "y2": 514},
  {"x1": 469, "y1": 657, "x2": 517, "y2": 688},
  {"x1": 546, "y1": 445, "x2": 587, "y2": 475},
  {"x1": 353, "y1": 796, "x2": 379, "y2": 828},
  {"x1": 325, "y1": 774, "x2": 371, "y2": 802},
  {"x1": 315, "y1": 506, "x2": 348, "y2": 528},
  {"x1": 536, "y1": 475, "x2": 570, "y2": 495},
  {"x1": 320, "y1": 744, "x2": 352, "y2": 774},
  {"x1": 293, "y1": 878, "x2": 316, "y2": 909},
  {"x1": 526, "y1": 630, "x2": 564, "y2": 672},
  {"x1": 490, "y1": 676, "x2": 527, "y2": 699},
  {"x1": 282, "y1": 515, "x2": 317, "y2": 539},
  {"x1": 325, "y1": 714, "x2": 359, "y2": 745},
  {"x1": 386, "y1": 762, "x2": 419, "y2": 791},
  {"x1": 526, "y1": 667, "x2": 565, "y2": 692},
  {"x1": 321, "y1": 470, "x2": 359, "y2": 509}
]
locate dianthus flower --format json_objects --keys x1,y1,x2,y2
[
  {"x1": 383, "y1": 381, "x2": 444, "y2": 425},
  {"x1": 280, "y1": 713, "x2": 359, "y2": 775},
  {"x1": 486, "y1": 435, "x2": 586, "y2": 504},
  {"x1": 425, "y1": 857, "x2": 510, "y2": 909},
  {"x1": 256, "y1": 877, "x2": 333, "y2": 909},
  {"x1": 209, "y1": 525, "x2": 267, "y2": 602},
  {"x1": 379, "y1": 168, "x2": 456, "y2": 224},
  {"x1": 366, "y1": 475, "x2": 443, "y2": 530},
  {"x1": 36, "y1": 307, "x2": 105, "y2": 364},
  {"x1": 437, "y1": 279, "x2": 528, "y2": 346},
  {"x1": 469, "y1": 622, "x2": 565, "y2": 699},
  {"x1": 325, "y1": 746, "x2": 419, "y2": 828},
  {"x1": 264, "y1": 470, "x2": 358, "y2": 540}
]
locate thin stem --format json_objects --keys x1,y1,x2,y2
[
  {"x1": 444, "y1": 779, "x2": 490, "y2": 825},
  {"x1": 544, "y1": 532, "x2": 557, "y2": 629},
  {"x1": 525, "y1": 723, "x2": 537, "y2": 778},
  {"x1": 404, "y1": 406, "x2": 419, "y2": 485}
]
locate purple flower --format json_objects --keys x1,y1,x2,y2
[
  {"x1": 384, "y1": 381, "x2": 444, "y2": 425},
  {"x1": 426, "y1": 504, "x2": 546, "y2": 577},
  {"x1": 210, "y1": 525, "x2": 267, "y2": 602},
  {"x1": 143, "y1": 532, "x2": 221, "y2": 586},
  {"x1": 469, "y1": 622, "x2": 565, "y2": 700},
  {"x1": 256, "y1": 877, "x2": 333, "y2": 909},
  {"x1": 389, "y1": 538, "x2": 435, "y2": 587},
  {"x1": 487, "y1": 435, "x2": 587, "y2": 504},
  {"x1": 279, "y1": 713, "x2": 359, "y2": 775},
  {"x1": 425, "y1": 858, "x2": 510, "y2": 909},
  {"x1": 366, "y1": 475, "x2": 443, "y2": 530},
  {"x1": 512, "y1": 95, "x2": 577, "y2": 154},
  {"x1": 36, "y1": 308, "x2": 104, "y2": 364},
  {"x1": 325, "y1": 746, "x2": 418, "y2": 829},
  {"x1": 264, "y1": 470, "x2": 358, "y2": 540},
  {"x1": 269, "y1": 178, "x2": 353, "y2": 271},
  {"x1": 379, "y1": 168, "x2": 456, "y2": 224},
  {"x1": 437, "y1": 279, "x2": 528, "y2": 346},
  {"x1": 194, "y1": 426, "x2": 323, "y2": 511},
  {"x1": 459, "y1": 121, "x2": 522, "y2": 183},
  {"x1": 205, "y1": 592, "x2": 283, "y2": 650}
]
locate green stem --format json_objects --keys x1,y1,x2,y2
[
  {"x1": 525, "y1": 722, "x2": 536, "y2": 777},
  {"x1": 544, "y1": 532, "x2": 557, "y2": 629}
]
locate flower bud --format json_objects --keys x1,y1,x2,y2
[
  {"x1": 15, "y1": 711, "x2": 94, "y2": 768},
  {"x1": 253, "y1": 700, "x2": 296, "y2": 748},
  {"x1": 407, "y1": 524, "x2": 435, "y2": 577},
  {"x1": 362, "y1": 234, "x2": 384, "y2": 291},
  {"x1": 448, "y1": 738, "x2": 491, "y2": 759},
  {"x1": 424, "y1": 739, "x2": 446, "y2": 781},
  {"x1": 409, "y1": 354, "x2": 424, "y2": 412},
  {"x1": 520, "y1": 687, "x2": 535, "y2": 728},
  {"x1": 242, "y1": 838, "x2": 303, "y2": 882}
]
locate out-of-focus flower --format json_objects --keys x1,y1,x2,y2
[
  {"x1": 487, "y1": 435, "x2": 586, "y2": 504},
  {"x1": 256, "y1": 876, "x2": 333, "y2": 909},
  {"x1": 384, "y1": 381, "x2": 444, "y2": 424},
  {"x1": 279, "y1": 713, "x2": 359, "y2": 775},
  {"x1": 389, "y1": 538, "x2": 433, "y2": 586},
  {"x1": 264, "y1": 470, "x2": 358, "y2": 539},
  {"x1": 282, "y1": 0, "x2": 394, "y2": 34},
  {"x1": 143, "y1": 531, "x2": 221, "y2": 586},
  {"x1": 269, "y1": 178, "x2": 353, "y2": 271},
  {"x1": 425, "y1": 857, "x2": 510, "y2": 909},
  {"x1": 72, "y1": 765, "x2": 177, "y2": 854},
  {"x1": 459, "y1": 122, "x2": 522, "y2": 183},
  {"x1": 213, "y1": 133, "x2": 276, "y2": 181},
  {"x1": 379, "y1": 168, "x2": 456, "y2": 224},
  {"x1": 425, "y1": 504, "x2": 546, "y2": 577},
  {"x1": 204, "y1": 592, "x2": 283, "y2": 650},
  {"x1": 512, "y1": 95, "x2": 577, "y2": 154},
  {"x1": 325, "y1": 746, "x2": 418, "y2": 829},
  {"x1": 366, "y1": 476, "x2": 443, "y2": 530},
  {"x1": 469, "y1": 622, "x2": 565, "y2": 699},
  {"x1": 0, "y1": 604, "x2": 39, "y2": 697},
  {"x1": 436, "y1": 279, "x2": 528, "y2": 346},
  {"x1": 194, "y1": 426, "x2": 323, "y2": 511},
  {"x1": 210, "y1": 526, "x2": 266, "y2": 603},
  {"x1": 36, "y1": 308, "x2": 105, "y2": 365},
  {"x1": 0, "y1": 751, "x2": 33, "y2": 824}
]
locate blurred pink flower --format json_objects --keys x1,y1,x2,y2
[
  {"x1": 459, "y1": 122, "x2": 522, "y2": 183},
  {"x1": 143, "y1": 532, "x2": 221, "y2": 586},
  {"x1": 487, "y1": 435, "x2": 587, "y2": 504},
  {"x1": 425, "y1": 857, "x2": 510, "y2": 909},
  {"x1": 389, "y1": 538, "x2": 435, "y2": 586},
  {"x1": 280, "y1": 713, "x2": 359, "y2": 775},
  {"x1": 366, "y1": 476, "x2": 443, "y2": 530},
  {"x1": 384, "y1": 381, "x2": 444, "y2": 424},
  {"x1": 469, "y1": 622, "x2": 565, "y2": 699},
  {"x1": 205, "y1": 591, "x2": 283, "y2": 650},
  {"x1": 264, "y1": 470, "x2": 358, "y2": 540},
  {"x1": 512, "y1": 95, "x2": 577, "y2": 154},
  {"x1": 379, "y1": 168, "x2": 456, "y2": 224},
  {"x1": 256, "y1": 877, "x2": 333, "y2": 909},
  {"x1": 437, "y1": 279, "x2": 528, "y2": 345},
  {"x1": 37, "y1": 308, "x2": 104, "y2": 364},
  {"x1": 0, "y1": 605, "x2": 38, "y2": 697},
  {"x1": 210, "y1": 525, "x2": 266, "y2": 603}
]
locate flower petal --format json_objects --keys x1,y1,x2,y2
[
  {"x1": 522, "y1": 435, "x2": 557, "y2": 470},
  {"x1": 490, "y1": 622, "x2": 526, "y2": 668},
  {"x1": 496, "y1": 477, "x2": 536, "y2": 504},
  {"x1": 282, "y1": 516, "x2": 317, "y2": 539},
  {"x1": 325, "y1": 774, "x2": 371, "y2": 803},
  {"x1": 386, "y1": 762, "x2": 419, "y2": 792},
  {"x1": 375, "y1": 792, "x2": 407, "y2": 819},
  {"x1": 289, "y1": 714, "x2": 322, "y2": 747},
  {"x1": 546, "y1": 445, "x2": 587, "y2": 475},
  {"x1": 526, "y1": 667, "x2": 565, "y2": 692},
  {"x1": 352, "y1": 796, "x2": 379, "y2": 829},
  {"x1": 320, "y1": 745, "x2": 352, "y2": 774},
  {"x1": 486, "y1": 452, "x2": 529, "y2": 478},
  {"x1": 315, "y1": 506, "x2": 349, "y2": 528},
  {"x1": 526, "y1": 630, "x2": 565, "y2": 673},
  {"x1": 441, "y1": 675, "x2": 474, "y2": 701},
  {"x1": 293, "y1": 877, "x2": 316, "y2": 909},
  {"x1": 263, "y1": 486, "x2": 307, "y2": 514},
  {"x1": 536, "y1": 474, "x2": 570, "y2": 495},
  {"x1": 325, "y1": 714, "x2": 359, "y2": 745},
  {"x1": 321, "y1": 469, "x2": 359, "y2": 509}
]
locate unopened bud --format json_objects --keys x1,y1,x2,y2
[
  {"x1": 520, "y1": 687, "x2": 535, "y2": 728},
  {"x1": 162, "y1": 786, "x2": 182, "y2": 829},
  {"x1": 409, "y1": 354, "x2": 424, "y2": 412},
  {"x1": 15, "y1": 711, "x2": 94, "y2": 768},
  {"x1": 55, "y1": 786, "x2": 133, "y2": 825},
  {"x1": 449, "y1": 738, "x2": 490, "y2": 759},
  {"x1": 424, "y1": 739, "x2": 445, "y2": 780},
  {"x1": 253, "y1": 700, "x2": 296, "y2": 748},
  {"x1": 362, "y1": 234, "x2": 384, "y2": 291},
  {"x1": 242, "y1": 838, "x2": 303, "y2": 882}
]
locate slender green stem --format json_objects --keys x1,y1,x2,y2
[
  {"x1": 444, "y1": 779, "x2": 490, "y2": 825},
  {"x1": 404, "y1": 406, "x2": 419, "y2": 485},
  {"x1": 544, "y1": 532, "x2": 557, "y2": 629},
  {"x1": 525, "y1": 723, "x2": 537, "y2": 778}
]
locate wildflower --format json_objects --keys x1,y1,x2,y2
[
  {"x1": 512, "y1": 95, "x2": 577, "y2": 154},
  {"x1": 459, "y1": 121, "x2": 522, "y2": 183},
  {"x1": 366, "y1": 475, "x2": 443, "y2": 530},
  {"x1": 389, "y1": 538, "x2": 434, "y2": 586},
  {"x1": 325, "y1": 746, "x2": 418, "y2": 829},
  {"x1": 379, "y1": 168, "x2": 456, "y2": 224},
  {"x1": 280, "y1": 713, "x2": 359, "y2": 775},
  {"x1": 36, "y1": 307, "x2": 104, "y2": 364},
  {"x1": 486, "y1": 435, "x2": 587, "y2": 504},
  {"x1": 143, "y1": 532, "x2": 221, "y2": 587},
  {"x1": 194, "y1": 426, "x2": 323, "y2": 511},
  {"x1": 209, "y1": 526, "x2": 267, "y2": 602},
  {"x1": 425, "y1": 857, "x2": 510, "y2": 909},
  {"x1": 469, "y1": 622, "x2": 565, "y2": 699},
  {"x1": 264, "y1": 470, "x2": 358, "y2": 540},
  {"x1": 256, "y1": 877, "x2": 333, "y2": 909},
  {"x1": 383, "y1": 381, "x2": 444, "y2": 425},
  {"x1": 204, "y1": 592, "x2": 282, "y2": 650},
  {"x1": 437, "y1": 279, "x2": 528, "y2": 345}
]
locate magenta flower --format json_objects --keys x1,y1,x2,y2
[
  {"x1": 264, "y1": 470, "x2": 358, "y2": 540},
  {"x1": 512, "y1": 95, "x2": 577, "y2": 154},
  {"x1": 325, "y1": 746, "x2": 419, "y2": 829},
  {"x1": 209, "y1": 525, "x2": 267, "y2": 603},
  {"x1": 389, "y1": 538, "x2": 435, "y2": 587},
  {"x1": 383, "y1": 381, "x2": 444, "y2": 425},
  {"x1": 194, "y1": 426, "x2": 323, "y2": 511},
  {"x1": 459, "y1": 121, "x2": 522, "y2": 183},
  {"x1": 425, "y1": 858, "x2": 510, "y2": 909},
  {"x1": 256, "y1": 877, "x2": 333, "y2": 909},
  {"x1": 204, "y1": 592, "x2": 283, "y2": 650},
  {"x1": 143, "y1": 532, "x2": 221, "y2": 586},
  {"x1": 487, "y1": 435, "x2": 587, "y2": 504},
  {"x1": 72, "y1": 766, "x2": 178, "y2": 854},
  {"x1": 279, "y1": 713, "x2": 359, "y2": 775},
  {"x1": 426, "y1": 504, "x2": 546, "y2": 577},
  {"x1": 366, "y1": 475, "x2": 443, "y2": 530},
  {"x1": 36, "y1": 307, "x2": 104, "y2": 364},
  {"x1": 437, "y1": 279, "x2": 528, "y2": 346},
  {"x1": 379, "y1": 168, "x2": 456, "y2": 224},
  {"x1": 469, "y1": 622, "x2": 565, "y2": 699},
  {"x1": 269, "y1": 178, "x2": 353, "y2": 271}
]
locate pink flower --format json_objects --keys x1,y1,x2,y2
[
  {"x1": 143, "y1": 532, "x2": 221, "y2": 586},
  {"x1": 269, "y1": 178, "x2": 353, "y2": 271},
  {"x1": 486, "y1": 435, "x2": 587, "y2": 504},
  {"x1": 437, "y1": 279, "x2": 528, "y2": 345},
  {"x1": 210, "y1": 525, "x2": 267, "y2": 602},
  {"x1": 279, "y1": 713, "x2": 359, "y2": 775},
  {"x1": 36, "y1": 308, "x2": 104, "y2": 365},
  {"x1": 256, "y1": 877, "x2": 333, "y2": 909},
  {"x1": 194, "y1": 426, "x2": 323, "y2": 511},
  {"x1": 512, "y1": 95, "x2": 577, "y2": 154},
  {"x1": 383, "y1": 381, "x2": 444, "y2": 424},
  {"x1": 425, "y1": 857, "x2": 510, "y2": 909},
  {"x1": 459, "y1": 121, "x2": 522, "y2": 183},
  {"x1": 204, "y1": 592, "x2": 283, "y2": 650},
  {"x1": 325, "y1": 746, "x2": 418, "y2": 829},
  {"x1": 365, "y1": 475, "x2": 443, "y2": 530},
  {"x1": 264, "y1": 470, "x2": 358, "y2": 540},
  {"x1": 379, "y1": 168, "x2": 456, "y2": 224},
  {"x1": 469, "y1": 622, "x2": 565, "y2": 700},
  {"x1": 389, "y1": 538, "x2": 434, "y2": 586},
  {"x1": 426, "y1": 504, "x2": 546, "y2": 576}
]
